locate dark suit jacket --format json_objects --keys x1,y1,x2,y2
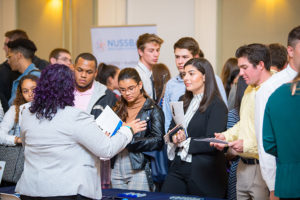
[
  {"x1": 0, "y1": 61, "x2": 19, "y2": 112},
  {"x1": 184, "y1": 96, "x2": 228, "y2": 198}
]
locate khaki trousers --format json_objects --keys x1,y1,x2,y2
[{"x1": 236, "y1": 159, "x2": 269, "y2": 200}]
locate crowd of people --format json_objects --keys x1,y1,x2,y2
[{"x1": 0, "y1": 25, "x2": 299, "y2": 200}]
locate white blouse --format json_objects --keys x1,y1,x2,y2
[
  {"x1": 0, "y1": 105, "x2": 18, "y2": 145},
  {"x1": 167, "y1": 93, "x2": 203, "y2": 163}
]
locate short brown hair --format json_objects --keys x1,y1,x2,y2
[
  {"x1": 136, "y1": 33, "x2": 163, "y2": 51},
  {"x1": 173, "y1": 37, "x2": 200, "y2": 57},
  {"x1": 269, "y1": 43, "x2": 287, "y2": 71},
  {"x1": 49, "y1": 48, "x2": 70, "y2": 60},
  {"x1": 5, "y1": 29, "x2": 28, "y2": 41}
]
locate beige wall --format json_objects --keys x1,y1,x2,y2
[
  {"x1": 0, "y1": 0, "x2": 16, "y2": 61},
  {"x1": 97, "y1": 0, "x2": 219, "y2": 77},
  {"x1": 17, "y1": 0, "x2": 96, "y2": 61},
  {"x1": 218, "y1": 0, "x2": 300, "y2": 73},
  {"x1": 71, "y1": 0, "x2": 95, "y2": 58},
  {"x1": 127, "y1": 0, "x2": 196, "y2": 77},
  {"x1": 18, "y1": 0, "x2": 63, "y2": 61},
  {"x1": 195, "y1": 0, "x2": 218, "y2": 74},
  {"x1": 97, "y1": 0, "x2": 126, "y2": 25},
  {"x1": 2, "y1": 0, "x2": 300, "y2": 75}
]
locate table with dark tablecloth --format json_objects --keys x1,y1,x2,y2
[{"x1": 0, "y1": 186, "x2": 225, "y2": 200}]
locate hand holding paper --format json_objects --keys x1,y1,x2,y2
[
  {"x1": 169, "y1": 101, "x2": 185, "y2": 126},
  {"x1": 210, "y1": 133, "x2": 228, "y2": 151},
  {"x1": 195, "y1": 138, "x2": 228, "y2": 144},
  {"x1": 95, "y1": 106, "x2": 123, "y2": 137}
]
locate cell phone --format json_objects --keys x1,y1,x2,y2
[
  {"x1": 164, "y1": 124, "x2": 184, "y2": 143},
  {"x1": 169, "y1": 126, "x2": 184, "y2": 143}
]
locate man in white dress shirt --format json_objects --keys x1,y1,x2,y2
[
  {"x1": 255, "y1": 26, "x2": 300, "y2": 200},
  {"x1": 135, "y1": 33, "x2": 163, "y2": 100}
]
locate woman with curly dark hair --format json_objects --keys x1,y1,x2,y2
[
  {"x1": 15, "y1": 64, "x2": 146, "y2": 200},
  {"x1": 0, "y1": 74, "x2": 38, "y2": 145}
]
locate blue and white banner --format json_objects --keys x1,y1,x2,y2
[{"x1": 91, "y1": 25, "x2": 157, "y2": 69}]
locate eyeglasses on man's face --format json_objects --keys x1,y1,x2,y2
[{"x1": 57, "y1": 56, "x2": 72, "y2": 63}]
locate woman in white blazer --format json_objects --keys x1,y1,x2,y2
[{"x1": 15, "y1": 64, "x2": 146, "y2": 200}]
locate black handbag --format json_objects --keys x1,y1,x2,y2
[{"x1": 0, "y1": 123, "x2": 24, "y2": 183}]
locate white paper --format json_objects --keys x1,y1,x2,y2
[
  {"x1": 194, "y1": 138, "x2": 228, "y2": 144},
  {"x1": 169, "y1": 101, "x2": 185, "y2": 127},
  {"x1": 95, "y1": 106, "x2": 123, "y2": 137},
  {"x1": 0, "y1": 161, "x2": 6, "y2": 184}
]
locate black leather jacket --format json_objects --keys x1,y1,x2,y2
[
  {"x1": 112, "y1": 98, "x2": 165, "y2": 169},
  {"x1": 127, "y1": 98, "x2": 165, "y2": 170},
  {"x1": 111, "y1": 98, "x2": 164, "y2": 190}
]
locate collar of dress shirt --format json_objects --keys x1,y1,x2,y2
[
  {"x1": 137, "y1": 61, "x2": 152, "y2": 77},
  {"x1": 74, "y1": 81, "x2": 95, "y2": 96},
  {"x1": 194, "y1": 93, "x2": 203, "y2": 100},
  {"x1": 175, "y1": 74, "x2": 184, "y2": 82},
  {"x1": 249, "y1": 84, "x2": 261, "y2": 91},
  {"x1": 286, "y1": 63, "x2": 298, "y2": 75}
]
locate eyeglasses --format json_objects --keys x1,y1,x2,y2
[
  {"x1": 57, "y1": 56, "x2": 72, "y2": 64},
  {"x1": 119, "y1": 84, "x2": 139, "y2": 94}
]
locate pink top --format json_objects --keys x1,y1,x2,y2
[{"x1": 74, "y1": 83, "x2": 94, "y2": 111}]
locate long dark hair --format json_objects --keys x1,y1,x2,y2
[
  {"x1": 113, "y1": 68, "x2": 147, "y2": 121},
  {"x1": 29, "y1": 64, "x2": 75, "y2": 120},
  {"x1": 96, "y1": 63, "x2": 119, "y2": 86},
  {"x1": 183, "y1": 58, "x2": 222, "y2": 113},
  {"x1": 13, "y1": 74, "x2": 39, "y2": 123},
  {"x1": 152, "y1": 63, "x2": 171, "y2": 104},
  {"x1": 220, "y1": 57, "x2": 239, "y2": 97},
  {"x1": 234, "y1": 76, "x2": 248, "y2": 115}
]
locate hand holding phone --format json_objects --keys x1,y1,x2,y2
[{"x1": 164, "y1": 124, "x2": 185, "y2": 143}]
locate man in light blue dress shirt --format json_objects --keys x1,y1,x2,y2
[
  {"x1": 6, "y1": 39, "x2": 40, "y2": 105},
  {"x1": 163, "y1": 37, "x2": 227, "y2": 131}
]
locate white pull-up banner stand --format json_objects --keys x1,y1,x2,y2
[{"x1": 91, "y1": 25, "x2": 157, "y2": 69}]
